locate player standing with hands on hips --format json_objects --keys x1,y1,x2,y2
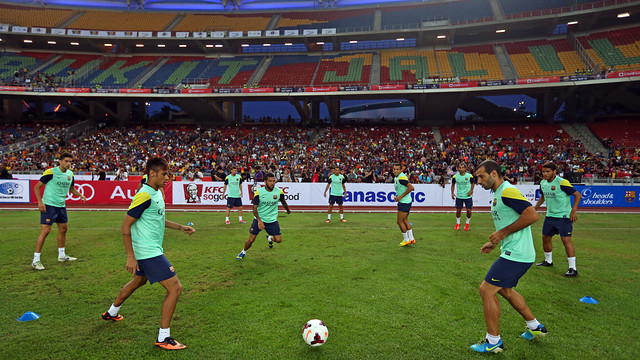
[
  {"x1": 533, "y1": 162, "x2": 582, "y2": 277},
  {"x1": 223, "y1": 165, "x2": 246, "y2": 225},
  {"x1": 451, "y1": 162, "x2": 475, "y2": 231},
  {"x1": 31, "y1": 152, "x2": 86, "y2": 270},
  {"x1": 324, "y1": 165, "x2": 347, "y2": 223},
  {"x1": 471, "y1": 160, "x2": 547, "y2": 353},
  {"x1": 394, "y1": 164, "x2": 416, "y2": 246},
  {"x1": 101, "y1": 157, "x2": 195, "y2": 350}
]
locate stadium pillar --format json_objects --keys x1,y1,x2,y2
[
  {"x1": 414, "y1": 94, "x2": 457, "y2": 127},
  {"x1": 137, "y1": 101, "x2": 147, "y2": 122},
  {"x1": 324, "y1": 97, "x2": 340, "y2": 126},
  {"x1": 223, "y1": 101, "x2": 234, "y2": 122},
  {"x1": 35, "y1": 99, "x2": 45, "y2": 120},
  {"x1": 288, "y1": 99, "x2": 310, "y2": 124},
  {"x1": 536, "y1": 92, "x2": 559, "y2": 123},
  {"x1": 2, "y1": 98, "x2": 22, "y2": 123},
  {"x1": 117, "y1": 101, "x2": 132, "y2": 126},
  {"x1": 234, "y1": 101, "x2": 242, "y2": 123},
  {"x1": 311, "y1": 101, "x2": 320, "y2": 124}
]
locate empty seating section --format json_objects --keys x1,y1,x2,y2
[
  {"x1": 277, "y1": 9, "x2": 374, "y2": 32},
  {"x1": 38, "y1": 54, "x2": 102, "y2": 79},
  {"x1": 204, "y1": 57, "x2": 262, "y2": 87},
  {"x1": 506, "y1": 39, "x2": 584, "y2": 77},
  {"x1": 0, "y1": 4, "x2": 73, "y2": 27},
  {"x1": 315, "y1": 54, "x2": 372, "y2": 85},
  {"x1": 381, "y1": 0, "x2": 493, "y2": 27},
  {"x1": 589, "y1": 117, "x2": 640, "y2": 148},
  {"x1": 440, "y1": 123, "x2": 571, "y2": 148},
  {"x1": 580, "y1": 27, "x2": 640, "y2": 70},
  {"x1": 439, "y1": 45, "x2": 502, "y2": 80},
  {"x1": 84, "y1": 56, "x2": 156, "y2": 87},
  {"x1": 499, "y1": 0, "x2": 570, "y2": 18},
  {"x1": 0, "y1": 52, "x2": 52, "y2": 80},
  {"x1": 259, "y1": 56, "x2": 320, "y2": 86},
  {"x1": 380, "y1": 50, "x2": 438, "y2": 83},
  {"x1": 174, "y1": 14, "x2": 271, "y2": 32},
  {"x1": 68, "y1": 11, "x2": 175, "y2": 31}
]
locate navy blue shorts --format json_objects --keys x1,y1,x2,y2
[
  {"x1": 542, "y1": 216, "x2": 573, "y2": 237},
  {"x1": 249, "y1": 218, "x2": 281, "y2": 236},
  {"x1": 456, "y1": 198, "x2": 473, "y2": 210},
  {"x1": 135, "y1": 254, "x2": 176, "y2": 284},
  {"x1": 40, "y1": 205, "x2": 68, "y2": 225},
  {"x1": 227, "y1": 197, "x2": 243, "y2": 209},
  {"x1": 329, "y1": 195, "x2": 344, "y2": 205},
  {"x1": 485, "y1": 257, "x2": 533, "y2": 288},
  {"x1": 397, "y1": 202, "x2": 412, "y2": 213}
]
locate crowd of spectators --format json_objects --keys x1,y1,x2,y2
[{"x1": 1, "y1": 123, "x2": 639, "y2": 182}]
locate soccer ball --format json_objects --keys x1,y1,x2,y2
[{"x1": 302, "y1": 319, "x2": 328, "y2": 347}]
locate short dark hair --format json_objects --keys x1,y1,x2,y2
[
  {"x1": 393, "y1": 163, "x2": 403, "y2": 168},
  {"x1": 60, "y1": 152, "x2": 73, "y2": 160},
  {"x1": 265, "y1": 172, "x2": 275, "y2": 180},
  {"x1": 542, "y1": 162, "x2": 557, "y2": 171},
  {"x1": 334, "y1": 165, "x2": 340, "y2": 169},
  {"x1": 230, "y1": 164, "x2": 237, "y2": 170},
  {"x1": 146, "y1": 157, "x2": 169, "y2": 174},
  {"x1": 478, "y1": 160, "x2": 502, "y2": 178}
]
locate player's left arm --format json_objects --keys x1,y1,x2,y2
[
  {"x1": 68, "y1": 178, "x2": 87, "y2": 202},
  {"x1": 395, "y1": 180, "x2": 414, "y2": 202},
  {"x1": 165, "y1": 220, "x2": 195, "y2": 235},
  {"x1": 468, "y1": 175, "x2": 475, "y2": 197},
  {"x1": 568, "y1": 187, "x2": 581, "y2": 222},
  {"x1": 342, "y1": 177, "x2": 346, "y2": 195},
  {"x1": 483, "y1": 188, "x2": 539, "y2": 253},
  {"x1": 280, "y1": 191, "x2": 291, "y2": 214}
]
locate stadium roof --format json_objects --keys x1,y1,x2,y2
[{"x1": 0, "y1": 0, "x2": 414, "y2": 11}]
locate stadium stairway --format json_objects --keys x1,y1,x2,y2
[
  {"x1": 266, "y1": 14, "x2": 281, "y2": 30},
  {"x1": 493, "y1": 44, "x2": 517, "y2": 79},
  {"x1": 370, "y1": 53, "x2": 381, "y2": 85},
  {"x1": 30, "y1": 55, "x2": 62, "y2": 76},
  {"x1": 135, "y1": 58, "x2": 169, "y2": 87},
  {"x1": 164, "y1": 14, "x2": 185, "y2": 32},
  {"x1": 561, "y1": 123, "x2": 608, "y2": 155},
  {"x1": 57, "y1": 11, "x2": 85, "y2": 28},
  {"x1": 489, "y1": 0, "x2": 505, "y2": 21},
  {"x1": 432, "y1": 126, "x2": 442, "y2": 142},
  {"x1": 247, "y1": 57, "x2": 273, "y2": 85}
]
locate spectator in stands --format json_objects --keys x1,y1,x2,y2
[
  {"x1": 213, "y1": 167, "x2": 226, "y2": 182},
  {"x1": 115, "y1": 166, "x2": 128, "y2": 181},
  {"x1": 181, "y1": 165, "x2": 194, "y2": 181},
  {"x1": 254, "y1": 166, "x2": 264, "y2": 183},
  {"x1": 193, "y1": 166, "x2": 204, "y2": 182},
  {"x1": 281, "y1": 168, "x2": 292, "y2": 183},
  {"x1": 503, "y1": 169, "x2": 517, "y2": 185},
  {"x1": 0, "y1": 163, "x2": 12, "y2": 179},
  {"x1": 98, "y1": 167, "x2": 107, "y2": 181}
]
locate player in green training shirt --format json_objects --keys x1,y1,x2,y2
[
  {"x1": 393, "y1": 164, "x2": 416, "y2": 246},
  {"x1": 31, "y1": 152, "x2": 87, "y2": 271},
  {"x1": 470, "y1": 160, "x2": 547, "y2": 353},
  {"x1": 533, "y1": 162, "x2": 582, "y2": 277},
  {"x1": 101, "y1": 157, "x2": 195, "y2": 350},
  {"x1": 324, "y1": 165, "x2": 347, "y2": 223},
  {"x1": 237, "y1": 173, "x2": 291, "y2": 260},
  {"x1": 223, "y1": 165, "x2": 246, "y2": 224},
  {"x1": 451, "y1": 162, "x2": 475, "y2": 231}
]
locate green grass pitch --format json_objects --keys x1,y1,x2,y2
[{"x1": 1, "y1": 210, "x2": 639, "y2": 359}]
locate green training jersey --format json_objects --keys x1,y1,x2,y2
[
  {"x1": 225, "y1": 173, "x2": 243, "y2": 198},
  {"x1": 39, "y1": 167, "x2": 74, "y2": 208},
  {"x1": 394, "y1": 172, "x2": 412, "y2": 204},
  {"x1": 127, "y1": 184, "x2": 166, "y2": 260},
  {"x1": 540, "y1": 176, "x2": 575, "y2": 219},
  {"x1": 491, "y1": 181, "x2": 535, "y2": 263},
  {"x1": 253, "y1": 185, "x2": 284, "y2": 223},
  {"x1": 453, "y1": 172, "x2": 474, "y2": 199},
  {"x1": 328, "y1": 174, "x2": 346, "y2": 197}
]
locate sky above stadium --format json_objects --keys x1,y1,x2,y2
[{"x1": 1, "y1": 0, "x2": 415, "y2": 11}]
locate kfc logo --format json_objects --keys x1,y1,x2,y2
[{"x1": 184, "y1": 183, "x2": 203, "y2": 203}]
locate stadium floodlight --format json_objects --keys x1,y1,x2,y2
[
  {"x1": 349, "y1": 40, "x2": 357, "y2": 43},
  {"x1": 70, "y1": 42, "x2": 79, "y2": 45},
  {"x1": 205, "y1": 44, "x2": 214, "y2": 48},
  {"x1": 157, "y1": 44, "x2": 165, "y2": 47},
  {"x1": 567, "y1": 21, "x2": 578, "y2": 25},
  {"x1": 436, "y1": 35, "x2": 446, "y2": 39},
  {"x1": 396, "y1": 38, "x2": 405, "y2": 41},
  {"x1": 24, "y1": 39, "x2": 33, "y2": 43},
  {"x1": 215, "y1": 44, "x2": 223, "y2": 48},
  {"x1": 263, "y1": 43, "x2": 271, "y2": 46},
  {"x1": 104, "y1": 43, "x2": 113, "y2": 47},
  {"x1": 135, "y1": 44, "x2": 144, "y2": 47},
  {"x1": 496, "y1": 29, "x2": 506, "y2": 33},
  {"x1": 317, "y1": 42, "x2": 325, "y2": 45},
  {"x1": 179, "y1": 44, "x2": 187, "y2": 47},
  {"x1": 241, "y1": 44, "x2": 249, "y2": 47},
  {"x1": 284, "y1": 43, "x2": 293, "y2": 46},
  {"x1": 617, "y1": 12, "x2": 630, "y2": 18},
  {"x1": 48, "y1": 41, "x2": 57, "y2": 44}
]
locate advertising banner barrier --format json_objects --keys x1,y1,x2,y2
[
  {"x1": 0, "y1": 180, "x2": 30, "y2": 203},
  {"x1": 28, "y1": 181, "x2": 172, "y2": 205},
  {"x1": 574, "y1": 185, "x2": 640, "y2": 207}
]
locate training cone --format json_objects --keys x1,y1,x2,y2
[
  {"x1": 187, "y1": 222, "x2": 194, "y2": 226},
  {"x1": 17, "y1": 311, "x2": 40, "y2": 322},
  {"x1": 579, "y1": 296, "x2": 599, "y2": 304}
]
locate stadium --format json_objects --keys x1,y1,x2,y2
[{"x1": 1, "y1": 0, "x2": 639, "y2": 358}]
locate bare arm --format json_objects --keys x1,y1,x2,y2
[
  {"x1": 281, "y1": 197, "x2": 291, "y2": 214},
  {"x1": 395, "y1": 182, "x2": 415, "y2": 202},
  {"x1": 324, "y1": 182, "x2": 330, "y2": 196},
  {"x1": 570, "y1": 190, "x2": 581, "y2": 222},
  {"x1": 533, "y1": 193, "x2": 545, "y2": 211},
  {"x1": 165, "y1": 220, "x2": 195, "y2": 235},
  {"x1": 34, "y1": 181, "x2": 45, "y2": 212},
  {"x1": 482, "y1": 206, "x2": 539, "y2": 253},
  {"x1": 122, "y1": 215, "x2": 138, "y2": 274},
  {"x1": 468, "y1": 182, "x2": 475, "y2": 197},
  {"x1": 69, "y1": 186, "x2": 87, "y2": 202},
  {"x1": 253, "y1": 203, "x2": 264, "y2": 229}
]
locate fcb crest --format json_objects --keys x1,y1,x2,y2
[
  {"x1": 625, "y1": 190, "x2": 636, "y2": 203},
  {"x1": 465, "y1": 177, "x2": 469, "y2": 181},
  {"x1": 492, "y1": 198, "x2": 497, "y2": 207},
  {"x1": 273, "y1": 195, "x2": 278, "y2": 200},
  {"x1": 551, "y1": 186, "x2": 556, "y2": 191}
]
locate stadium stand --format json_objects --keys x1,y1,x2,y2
[
  {"x1": 439, "y1": 45, "x2": 502, "y2": 80},
  {"x1": 505, "y1": 39, "x2": 586, "y2": 77},
  {"x1": 276, "y1": 9, "x2": 374, "y2": 33},
  {"x1": 67, "y1": 10, "x2": 176, "y2": 31},
  {"x1": 380, "y1": 49, "x2": 438, "y2": 83},
  {"x1": 173, "y1": 13, "x2": 272, "y2": 32},
  {"x1": 580, "y1": 27, "x2": 640, "y2": 70},
  {"x1": 381, "y1": 0, "x2": 493, "y2": 28},
  {"x1": 259, "y1": 55, "x2": 321, "y2": 86},
  {"x1": 37, "y1": 54, "x2": 102, "y2": 81},
  {"x1": 499, "y1": 0, "x2": 570, "y2": 18},
  {"x1": 589, "y1": 117, "x2": 640, "y2": 148},
  {"x1": 82, "y1": 56, "x2": 157, "y2": 87},
  {"x1": 0, "y1": 3, "x2": 73, "y2": 28},
  {"x1": 0, "y1": 52, "x2": 54, "y2": 81},
  {"x1": 314, "y1": 54, "x2": 372, "y2": 85}
]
